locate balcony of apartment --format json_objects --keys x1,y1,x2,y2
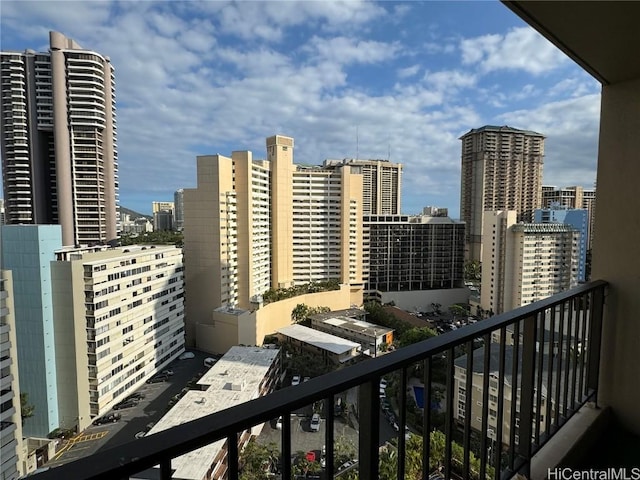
[{"x1": 31, "y1": 3, "x2": 640, "y2": 480}]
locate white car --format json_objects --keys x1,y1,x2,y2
[
  {"x1": 310, "y1": 413, "x2": 321, "y2": 432},
  {"x1": 291, "y1": 375, "x2": 301, "y2": 386},
  {"x1": 379, "y1": 378, "x2": 388, "y2": 389},
  {"x1": 275, "y1": 416, "x2": 283, "y2": 430},
  {"x1": 178, "y1": 352, "x2": 195, "y2": 360}
]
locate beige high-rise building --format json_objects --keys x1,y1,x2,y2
[
  {"x1": 542, "y1": 185, "x2": 596, "y2": 248},
  {"x1": 183, "y1": 135, "x2": 363, "y2": 348},
  {"x1": 460, "y1": 126, "x2": 544, "y2": 262},
  {"x1": 0, "y1": 32, "x2": 118, "y2": 247},
  {"x1": 480, "y1": 211, "x2": 579, "y2": 315},
  {"x1": 323, "y1": 158, "x2": 402, "y2": 215}
]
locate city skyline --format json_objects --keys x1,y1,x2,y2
[{"x1": 0, "y1": 1, "x2": 599, "y2": 217}]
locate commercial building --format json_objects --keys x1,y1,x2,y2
[
  {"x1": 0, "y1": 272, "x2": 24, "y2": 480},
  {"x1": 542, "y1": 186, "x2": 596, "y2": 249},
  {"x1": 534, "y1": 207, "x2": 589, "y2": 282},
  {"x1": 50, "y1": 245, "x2": 185, "y2": 430},
  {"x1": 183, "y1": 135, "x2": 362, "y2": 351},
  {"x1": 323, "y1": 158, "x2": 402, "y2": 215},
  {"x1": 309, "y1": 312, "x2": 393, "y2": 357},
  {"x1": 0, "y1": 31, "x2": 118, "y2": 247},
  {"x1": 363, "y1": 213, "x2": 468, "y2": 310},
  {"x1": 145, "y1": 346, "x2": 280, "y2": 480},
  {"x1": 153, "y1": 210, "x2": 173, "y2": 231},
  {"x1": 1, "y1": 225, "x2": 63, "y2": 437},
  {"x1": 480, "y1": 211, "x2": 579, "y2": 315},
  {"x1": 460, "y1": 125, "x2": 544, "y2": 261},
  {"x1": 276, "y1": 324, "x2": 361, "y2": 364}
]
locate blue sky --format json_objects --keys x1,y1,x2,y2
[{"x1": 0, "y1": 1, "x2": 600, "y2": 217}]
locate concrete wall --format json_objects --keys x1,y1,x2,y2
[
  {"x1": 376, "y1": 288, "x2": 470, "y2": 313},
  {"x1": 199, "y1": 285, "x2": 353, "y2": 355},
  {"x1": 592, "y1": 77, "x2": 640, "y2": 433}
]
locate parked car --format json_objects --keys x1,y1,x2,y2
[
  {"x1": 146, "y1": 373, "x2": 169, "y2": 384},
  {"x1": 379, "y1": 378, "x2": 388, "y2": 389},
  {"x1": 275, "y1": 416, "x2": 283, "y2": 430},
  {"x1": 162, "y1": 369, "x2": 174, "y2": 376},
  {"x1": 204, "y1": 358, "x2": 217, "y2": 368},
  {"x1": 291, "y1": 375, "x2": 301, "y2": 386},
  {"x1": 310, "y1": 413, "x2": 320, "y2": 432},
  {"x1": 124, "y1": 392, "x2": 145, "y2": 402},
  {"x1": 303, "y1": 376, "x2": 310, "y2": 383},
  {"x1": 92, "y1": 413, "x2": 121, "y2": 425},
  {"x1": 179, "y1": 352, "x2": 195, "y2": 360},
  {"x1": 113, "y1": 399, "x2": 138, "y2": 410},
  {"x1": 134, "y1": 431, "x2": 146, "y2": 439}
]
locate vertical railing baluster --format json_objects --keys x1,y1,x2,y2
[
  {"x1": 463, "y1": 340, "x2": 474, "y2": 479},
  {"x1": 570, "y1": 296, "x2": 580, "y2": 412},
  {"x1": 508, "y1": 320, "x2": 520, "y2": 471},
  {"x1": 563, "y1": 299, "x2": 574, "y2": 418},
  {"x1": 518, "y1": 314, "x2": 537, "y2": 477},
  {"x1": 555, "y1": 302, "x2": 566, "y2": 426},
  {"x1": 479, "y1": 334, "x2": 491, "y2": 480},
  {"x1": 546, "y1": 304, "x2": 557, "y2": 437},
  {"x1": 227, "y1": 433, "x2": 238, "y2": 480},
  {"x1": 578, "y1": 293, "x2": 589, "y2": 402},
  {"x1": 444, "y1": 347, "x2": 455, "y2": 480},
  {"x1": 586, "y1": 285, "x2": 605, "y2": 403},
  {"x1": 358, "y1": 378, "x2": 379, "y2": 480},
  {"x1": 282, "y1": 412, "x2": 292, "y2": 480},
  {"x1": 422, "y1": 357, "x2": 432, "y2": 480},
  {"x1": 325, "y1": 394, "x2": 335, "y2": 479},
  {"x1": 159, "y1": 458, "x2": 172, "y2": 480},
  {"x1": 495, "y1": 327, "x2": 507, "y2": 479},
  {"x1": 398, "y1": 367, "x2": 408, "y2": 480},
  {"x1": 535, "y1": 311, "x2": 544, "y2": 446}
]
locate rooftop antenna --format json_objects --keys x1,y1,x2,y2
[
  {"x1": 356, "y1": 125, "x2": 359, "y2": 160},
  {"x1": 388, "y1": 142, "x2": 391, "y2": 161}
]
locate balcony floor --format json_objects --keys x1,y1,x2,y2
[{"x1": 579, "y1": 414, "x2": 640, "y2": 469}]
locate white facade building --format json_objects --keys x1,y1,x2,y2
[{"x1": 51, "y1": 245, "x2": 185, "y2": 430}]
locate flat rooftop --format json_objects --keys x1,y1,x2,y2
[
  {"x1": 308, "y1": 308, "x2": 366, "y2": 322},
  {"x1": 314, "y1": 316, "x2": 393, "y2": 337},
  {"x1": 146, "y1": 346, "x2": 280, "y2": 480},
  {"x1": 277, "y1": 324, "x2": 361, "y2": 356}
]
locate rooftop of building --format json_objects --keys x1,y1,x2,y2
[
  {"x1": 277, "y1": 324, "x2": 361, "y2": 356},
  {"x1": 364, "y1": 214, "x2": 463, "y2": 224},
  {"x1": 460, "y1": 124, "x2": 545, "y2": 138},
  {"x1": 511, "y1": 223, "x2": 578, "y2": 233},
  {"x1": 308, "y1": 309, "x2": 366, "y2": 321},
  {"x1": 146, "y1": 346, "x2": 280, "y2": 480},
  {"x1": 54, "y1": 244, "x2": 180, "y2": 262},
  {"x1": 311, "y1": 315, "x2": 394, "y2": 337}
]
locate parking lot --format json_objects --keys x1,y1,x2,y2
[{"x1": 46, "y1": 349, "x2": 213, "y2": 468}]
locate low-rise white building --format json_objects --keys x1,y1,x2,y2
[
  {"x1": 276, "y1": 324, "x2": 361, "y2": 364},
  {"x1": 309, "y1": 313, "x2": 393, "y2": 356},
  {"x1": 145, "y1": 346, "x2": 281, "y2": 480},
  {"x1": 51, "y1": 245, "x2": 185, "y2": 430}
]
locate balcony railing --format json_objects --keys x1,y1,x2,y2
[{"x1": 33, "y1": 280, "x2": 606, "y2": 480}]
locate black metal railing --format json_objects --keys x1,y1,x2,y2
[{"x1": 33, "y1": 280, "x2": 606, "y2": 480}]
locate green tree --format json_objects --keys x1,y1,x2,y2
[
  {"x1": 398, "y1": 327, "x2": 436, "y2": 348},
  {"x1": 20, "y1": 393, "x2": 35, "y2": 424},
  {"x1": 291, "y1": 303, "x2": 310, "y2": 324},
  {"x1": 239, "y1": 439, "x2": 279, "y2": 480},
  {"x1": 464, "y1": 260, "x2": 482, "y2": 282}
]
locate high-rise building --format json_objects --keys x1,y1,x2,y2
[
  {"x1": 153, "y1": 210, "x2": 173, "y2": 231},
  {"x1": 365, "y1": 214, "x2": 465, "y2": 293},
  {"x1": 542, "y1": 185, "x2": 596, "y2": 248},
  {"x1": 534, "y1": 207, "x2": 589, "y2": 282},
  {"x1": 480, "y1": 211, "x2": 579, "y2": 315},
  {"x1": 0, "y1": 225, "x2": 63, "y2": 437},
  {"x1": 0, "y1": 271, "x2": 25, "y2": 480},
  {"x1": 183, "y1": 135, "x2": 362, "y2": 348},
  {"x1": 460, "y1": 126, "x2": 545, "y2": 262},
  {"x1": 323, "y1": 158, "x2": 402, "y2": 215},
  {"x1": 0, "y1": 31, "x2": 118, "y2": 247},
  {"x1": 51, "y1": 245, "x2": 185, "y2": 430},
  {"x1": 174, "y1": 189, "x2": 184, "y2": 231},
  {"x1": 151, "y1": 201, "x2": 174, "y2": 214}
]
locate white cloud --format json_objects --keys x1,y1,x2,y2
[
  {"x1": 397, "y1": 64, "x2": 420, "y2": 79},
  {"x1": 304, "y1": 36, "x2": 401, "y2": 65},
  {"x1": 460, "y1": 26, "x2": 569, "y2": 75}
]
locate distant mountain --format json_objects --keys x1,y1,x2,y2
[{"x1": 120, "y1": 206, "x2": 152, "y2": 220}]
